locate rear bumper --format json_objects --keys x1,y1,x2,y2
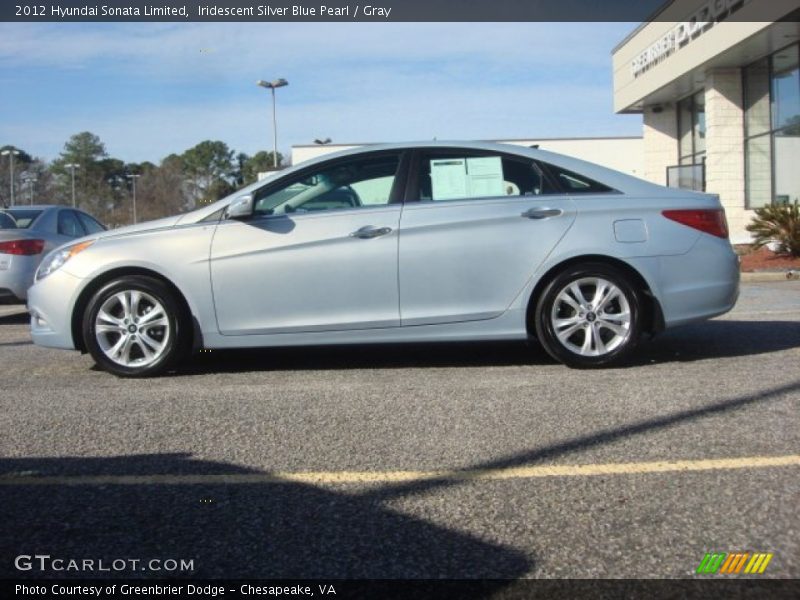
[
  {"x1": 654, "y1": 235, "x2": 740, "y2": 328},
  {"x1": 0, "y1": 254, "x2": 38, "y2": 301},
  {"x1": 27, "y1": 269, "x2": 84, "y2": 350}
]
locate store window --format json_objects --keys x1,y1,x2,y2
[
  {"x1": 744, "y1": 43, "x2": 800, "y2": 208},
  {"x1": 677, "y1": 91, "x2": 706, "y2": 166}
]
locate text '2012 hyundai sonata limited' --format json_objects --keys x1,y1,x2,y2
[{"x1": 27, "y1": 142, "x2": 739, "y2": 377}]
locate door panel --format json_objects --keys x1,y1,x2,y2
[
  {"x1": 211, "y1": 206, "x2": 401, "y2": 335},
  {"x1": 399, "y1": 197, "x2": 575, "y2": 326}
]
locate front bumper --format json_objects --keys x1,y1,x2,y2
[{"x1": 27, "y1": 268, "x2": 84, "y2": 350}]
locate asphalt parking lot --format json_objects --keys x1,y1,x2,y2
[{"x1": 0, "y1": 280, "x2": 798, "y2": 580}]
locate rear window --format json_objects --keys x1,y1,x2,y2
[{"x1": 1, "y1": 209, "x2": 42, "y2": 229}]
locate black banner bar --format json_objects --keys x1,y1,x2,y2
[
  {"x1": 3, "y1": 0, "x2": 799, "y2": 23},
  {"x1": 4, "y1": 579, "x2": 800, "y2": 600}
]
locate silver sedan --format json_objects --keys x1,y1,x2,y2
[
  {"x1": 27, "y1": 142, "x2": 739, "y2": 376},
  {"x1": 0, "y1": 205, "x2": 106, "y2": 303}
]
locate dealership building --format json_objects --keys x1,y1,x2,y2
[{"x1": 613, "y1": 0, "x2": 800, "y2": 242}]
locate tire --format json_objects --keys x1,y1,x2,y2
[
  {"x1": 534, "y1": 263, "x2": 643, "y2": 368},
  {"x1": 82, "y1": 275, "x2": 190, "y2": 377}
]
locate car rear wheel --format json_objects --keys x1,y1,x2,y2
[
  {"x1": 82, "y1": 275, "x2": 188, "y2": 377},
  {"x1": 534, "y1": 263, "x2": 643, "y2": 368}
]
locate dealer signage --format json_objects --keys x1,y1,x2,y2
[{"x1": 631, "y1": 0, "x2": 746, "y2": 78}]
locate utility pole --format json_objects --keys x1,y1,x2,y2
[{"x1": 126, "y1": 173, "x2": 140, "y2": 224}]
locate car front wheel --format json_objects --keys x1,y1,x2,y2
[
  {"x1": 534, "y1": 263, "x2": 643, "y2": 368},
  {"x1": 82, "y1": 275, "x2": 188, "y2": 377}
]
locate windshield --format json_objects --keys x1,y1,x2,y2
[{"x1": 0, "y1": 209, "x2": 42, "y2": 229}]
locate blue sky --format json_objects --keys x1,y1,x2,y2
[{"x1": 0, "y1": 22, "x2": 643, "y2": 163}]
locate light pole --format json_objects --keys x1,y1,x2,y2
[
  {"x1": 256, "y1": 78, "x2": 288, "y2": 168},
  {"x1": 1, "y1": 148, "x2": 21, "y2": 206},
  {"x1": 126, "y1": 173, "x2": 140, "y2": 224},
  {"x1": 64, "y1": 163, "x2": 80, "y2": 207},
  {"x1": 20, "y1": 172, "x2": 37, "y2": 205}
]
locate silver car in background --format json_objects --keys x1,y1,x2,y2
[
  {"x1": 0, "y1": 205, "x2": 106, "y2": 303},
  {"x1": 27, "y1": 142, "x2": 739, "y2": 376}
]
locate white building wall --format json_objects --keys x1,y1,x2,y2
[
  {"x1": 642, "y1": 106, "x2": 678, "y2": 186},
  {"x1": 704, "y1": 67, "x2": 751, "y2": 243}
]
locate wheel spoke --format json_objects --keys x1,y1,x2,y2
[
  {"x1": 592, "y1": 323, "x2": 606, "y2": 354},
  {"x1": 557, "y1": 321, "x2": 583, "y2": 341},
  {"x1": 130, "y1": 290, "x2": 143, "y2": 318},
  {"x1": 580, "y1": 326, "x2": 593, "y2": 354},
  {"x1": 138, "y1": 309, "x2": 165, "y2": 326},
  {"x1": 116, "y1": 292, "x2": 131, "y2": 320},
  {"x1": 97, "y1": 309, "x2": 123, "y2": 327},
  {"x1": 569, "y1": 283, "x2": 588, "y2": 306},
  {"x1": 600, "y1": 310, "x2": 630, "y2": 323},
  {"x1": 591, "y1": 282, "x2": 609, "y2": 309},
  {"x1": 598, "y1": 319, "x2": 627, "y2": 337}
]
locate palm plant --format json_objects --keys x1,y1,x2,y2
[{"x1": 746, "y1": 200, "x2": 800, "y2": 257}]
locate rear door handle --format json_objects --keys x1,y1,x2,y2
[
  {"x1": 521, "y1": 207, "x2": 563, "y2": 219},
  {"x1": 350, "y1": 226, "x2": 393, "y2": 239}
]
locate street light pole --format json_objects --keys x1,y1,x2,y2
[
  {"x1": 126, "y1": 173, "x2": 140, "y2": 224},
  {"x1": 20, "y1": 172, "x2": 37, "y2": 205},
  {"x1": 256, "y1": 78, "x2": 288, "y2": 168},
  {"x1": 64, "y1": 163, "x2": 80, "y2": 207},
  {"x1": 1, "y1": 148, "x2": 21, "y2": 206}
]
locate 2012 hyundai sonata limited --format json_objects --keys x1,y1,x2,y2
[{"x1": 27, "y1": 142, "x2": 739, "y2": 377}]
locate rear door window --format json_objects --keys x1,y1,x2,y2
[{"x1": 416, "y1": 151, "x2": 556, "y2": 201}]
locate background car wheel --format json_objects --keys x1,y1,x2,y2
[
  {"x1": 82, "y1": 275, "x2": 189, "y2": 377},
  {"x1": 534, "y1": 263, "x2": 643, "y2": 368}
]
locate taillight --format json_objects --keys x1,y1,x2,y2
[
  {"x1": 0, "y1": 239, "x2": 46, "y2": 255},
  {"x1": 662, "y1": 209, "x2": 729, "y2": 239}
]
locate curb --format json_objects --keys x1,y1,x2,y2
[{"x1": 740, "y1": 271, "x2": 799, "y2": 282}]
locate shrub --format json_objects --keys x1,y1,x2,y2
[{"x1": 746, "y1": 200, "x2": 800, "y2": 257}]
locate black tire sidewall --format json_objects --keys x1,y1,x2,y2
[
  {"x1": 534, "y1": 263, "x2": 642, "y2": 368},
  {"x1": 82, "y1": 276, "x2": 184, "y2": 377}
]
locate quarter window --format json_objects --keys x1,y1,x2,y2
[
  {"x1": 253, "y1": 154, "x2": 401, "y2": 216},
  {"x1": 539, "y1": 162, "x2": 614, "y2": 193},
  {"x1": 76, "y1": 212, "x2": 105, "y2": 234},
  {"x1": 57, "y1": 210, "x2": 84, "y2": 237}
]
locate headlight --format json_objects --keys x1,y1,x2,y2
[{"x1": 36, "y1": 240, "x2": 95, "y2": 281}]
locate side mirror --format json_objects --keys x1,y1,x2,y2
[{"x1": 227, "y1": 194, "x2": 254, "y2": 219}]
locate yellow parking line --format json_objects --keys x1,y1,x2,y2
[{"x1": 0, "y1": 454, "x2": 798, "y2": 486}]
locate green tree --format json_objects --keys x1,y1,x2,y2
[
  {"x1": 237, "y1": 150, "x2": 283, "y2": 186},
  {"x1": 181, "y1": 140, "x2": 235, "y2": 207}
]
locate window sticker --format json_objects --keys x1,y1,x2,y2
[
  {"x1": 430, "y1": 156, "x2": 506, "y2": 200},
  {"x1": 430, "y1": 159, "x2": 468, "y2": 200}
]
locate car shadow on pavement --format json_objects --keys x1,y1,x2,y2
[
  {"x1": 627, "y1": 319, "x2": 800, "y2": 366},
  {"x1": 0, "y1": 453, "x2": 531, "y2": 583},
  {"x1": 174, "y1": 320, "x2": 800, "y2": 374},
  {"x1": 0, "y1": 312, "x2": 28, "y2": 326},
  {"x1": 1, "y1": 380, "x2": 797, "y2": 581}
]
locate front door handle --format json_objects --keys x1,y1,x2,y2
[
  {"x1": 521, "y1": 207, "x2": 563, "y2": 219},
  {"x1": 350, "y1": 225, "x2": 393, "y2": 239}
]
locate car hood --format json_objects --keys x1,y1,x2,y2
[{"x1": 91, "y1": 215, "x2": 184, "y2": 241}]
